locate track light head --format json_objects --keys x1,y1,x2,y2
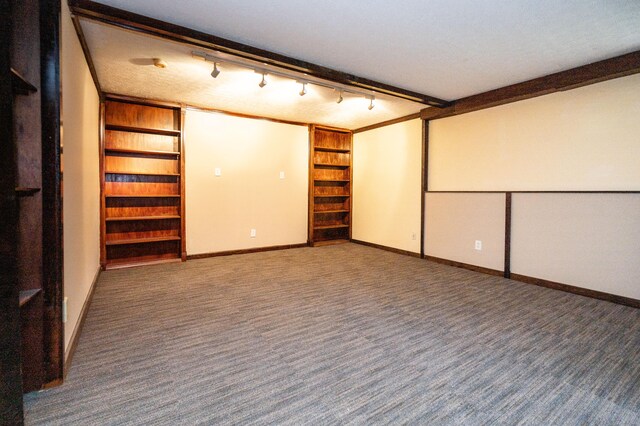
[
  {"x1": 368, "y1": 96, "x2": 375, "y2": 110},
  {"x1": 258, "y1": 73, "x2": 267, "y2": 88},
  {"x1": 299, "y1": 82, "x2": 307, "y2": 96},
  {"x1": 210, "y1": 62, "x2": 220, "y2": 78},
  {"x1": 336, "y1": 90, "x2": 344, "y2": 104},
  {"x1": 153, "y1": 58, "x2": 167, "y2": 69}
]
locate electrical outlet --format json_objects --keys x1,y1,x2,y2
[
  {"x1": 250, "y1": 228, "x2": 256, "y2": 238},
  {"x1": 411, "y1": 232, "x2": 417, "y2": 240},
  {"x1": 475, "y1": 240, "x2": 482, "y2": 251},
  {"x1": 214, "y1": 167, "x2": 221, "y2": 177},
  {"x1": 279, "y1": 171, "x2": 285, "y2": 179}
]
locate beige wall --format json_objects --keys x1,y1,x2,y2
[
  {"x1": 511, "y1": 193, "x2": 640, "y2": 300},
  {"x1": 424, "y1": 193, "x2": 505, "y2": 271},
  {"x1": 61, "y1": 3, "x2": 101, "y2": 353},
  {"x1": 185, "y1": 110, "x2": 308, "y2": 254},
  {"x1": 353, "y1": 119, "x2": 422, "y2": 253},
  {"x1": 429, "y1": 74, "x2": 640, "y2": 191}
]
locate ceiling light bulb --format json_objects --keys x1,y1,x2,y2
[
  {"x1": 368, "y1": 96, "x2": 375, "y2": 110},
  {"x1": 153, "y1": 58, "x2": 167, "y2": 69},
  {"x1": 337, "y1": 91, "x2": 344, "y2": 104},
  {"x1": 299, "y1": 82, "x2": 307, "y2": 96},
  {"x1": 211, "y1": 62, "x2": 220, "y2": 78},
  {"x1": 259, "y1": 73, "x2": 267, "y2": 88}
]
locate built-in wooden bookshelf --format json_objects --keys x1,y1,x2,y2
[
  {"x1": 100, "y1": 98, "x2": 185, "y2": 268},
  {"x1": 308, "y1": 125, "x2": 353, "y2": 245}
]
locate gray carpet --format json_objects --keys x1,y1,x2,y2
[{"x1": 24, "y1": 243, "x2": 640, "y2": 425}]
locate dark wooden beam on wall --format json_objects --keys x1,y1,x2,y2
[
  {"x1": 352, "y1": 112, "x2": 421, "y2": 134},
  {"x1": 421, "y1": 50, "x2": 640, "y2": 121},
  {"x1": 503, "y1": 192, "x2": 511, "y2": 279},
  {"x1": 420, "y1": 120, "x2": 428, "y2": 258},
  {"x1": 40, "y1": 0, "x2": 64, "y2": 387},
  {"x1": 67, "y1": 0, "x2": 449, "y2": 107}
]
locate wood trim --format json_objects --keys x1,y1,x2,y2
[
  {"x1": 510, "y1": 273, "x2": 640, "y2": 309},
  {"x1": 421, "y1": 50, "x2": 640, "y2": 121},
  {"x1": 179, "y1": 108, "x2": 186, "y2": 261},
  {"x1": 348, "y1": 131, "x2": 353, "y2": 241},
  {"x1": 70, "y1": 14, "x2": 101, "y2": 94},
  {"x1": 307, "y1": 125, "x2": 315, "y2": 244},
  {"x1": 186, "y1": 243, "x2": 309, "y2": 260},
  {"x1": 504, "y1": 192, "x2": 511, "y2": 279},
  {"x1": 352, "y1": 112, "x2": 421, "y2": 134},
  {"x1": 104, "y1": 93, "x2": 182, "y2": 109},
  {"x1": 426, "y1": 190, "x2": 640, "y2": 194},
  {"x1": 185, "y1": 104, "x2": 308, "y2": 127},
  {"x1": 351, "y1": 239, "x2": 421, "y2": 258},
  {"x1": 420, "y1": 120, "x2": 428, "y2": 258},
  {"x1": 423, "y1": 255, "x2": 504, "y2": 277},
  {"x1": 98, "y1": 101, "x2": 106, "y2": 269},
  {"x1": 63, "y1": 267, "x2": 100, "y2": 378},
  {"x1": 311, "y1": 124, "x2": 352, "y2": 133},
  {"x1": 68, "y1": 0, "x2": 449, "y2": 107},
  {"x1": 40, "y1": 0, "x2": 64, "y2": 386}
]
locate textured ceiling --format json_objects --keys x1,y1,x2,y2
[
  {"x1": 80, "y1": 20, "x2": 425, "y2": 129},
  {"x1": 85, "y1": 0, "x2": 640, "y2": 100}
]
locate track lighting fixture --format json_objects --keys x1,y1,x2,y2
[
  {"x1": 193, "y1": 51, "x2": 380, "y2": 111},
  {"x1": 368, "y1": 96, "x2": 376, "y2": 110},
  {"x1": 210, "y1": 62, "x2": 220, "y2": 78}
]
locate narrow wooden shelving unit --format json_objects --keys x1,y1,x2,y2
[
  {"x1": 101, "y1": 97, "x2": 186, "y2": 268},
  {"x1": 308, "y1": 125, "x2": 353, "y2": 246}
]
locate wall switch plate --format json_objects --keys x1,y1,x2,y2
[
  {"x1": 475, "y1": 240, "x2": 482, "y2": 251},
  {"x1": 250, "y1": 228, "x2": 256, "y2": 238},
  {"x1": 62, "y1": 297, "x2": 68, "y2": 323},
  {"x1": 214, "y1": 167, "x2": 221, "y2": 177},
  {"x1": 411, "y1": 232, "x2": 417, "y2": 240},
  {"x1": 279, "y1": 171, "x2": 285, "y2": 179}
]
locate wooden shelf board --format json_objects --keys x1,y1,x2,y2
[
  {"x1": 314, "y1": 147, "x2": 350, "y2": 153},
  {"x1": 106, "y1": 215, "x2": 180, "y2": 222},
  {"x1": 314, "y1": 194, "x2": 350, "y2": 198},
  {"x1": 105, "y1": 170, "x2": 180, "y2": 176},
  {"x1": 105, "y1": 147, "x2": 180, "y2": 157},
  {"x1": 11, "y1": 68, "x2": 37, "y2": 95},
  {"x1": 314, "y1": 179, "x2": 350, "y2": 182},
  {"x1": 106, "y1": 124, "x2": 181, "y2": 137},
  {"x1": 106, "y1": 236, "x2": 181, "y2": 246},
  {"x1": 312, "y1": 239, "x2": 349, "y2": 247},
  {"x1": 105, "y1": 257, "x2": 181, "y2": 270},
  {"x1": 314, "y1": 210, "x2": 350, "y2": 214},
  {"x1": 105, "y1": 194, "x2": 180, "y2": 198},
  {"x1": 314, "y1": 162, "x2": 350, "y2": 168},
  {"x1": 15, "y1": 187, "x2": 41, "y2": 196},
  {"x1": 19, "y1": 289, "x2": 42, "y2": 307},
  {"x1": 314, "y1": 224, "x2": 350, "y2": 230}
]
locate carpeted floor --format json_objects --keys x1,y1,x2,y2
[{"x1": 24, "y1": 243, "x2": 640, "y2": 425}]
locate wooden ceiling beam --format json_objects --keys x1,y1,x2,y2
[{"x1": 421, "y1": 50, "x2": 640, "y2": 121}]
